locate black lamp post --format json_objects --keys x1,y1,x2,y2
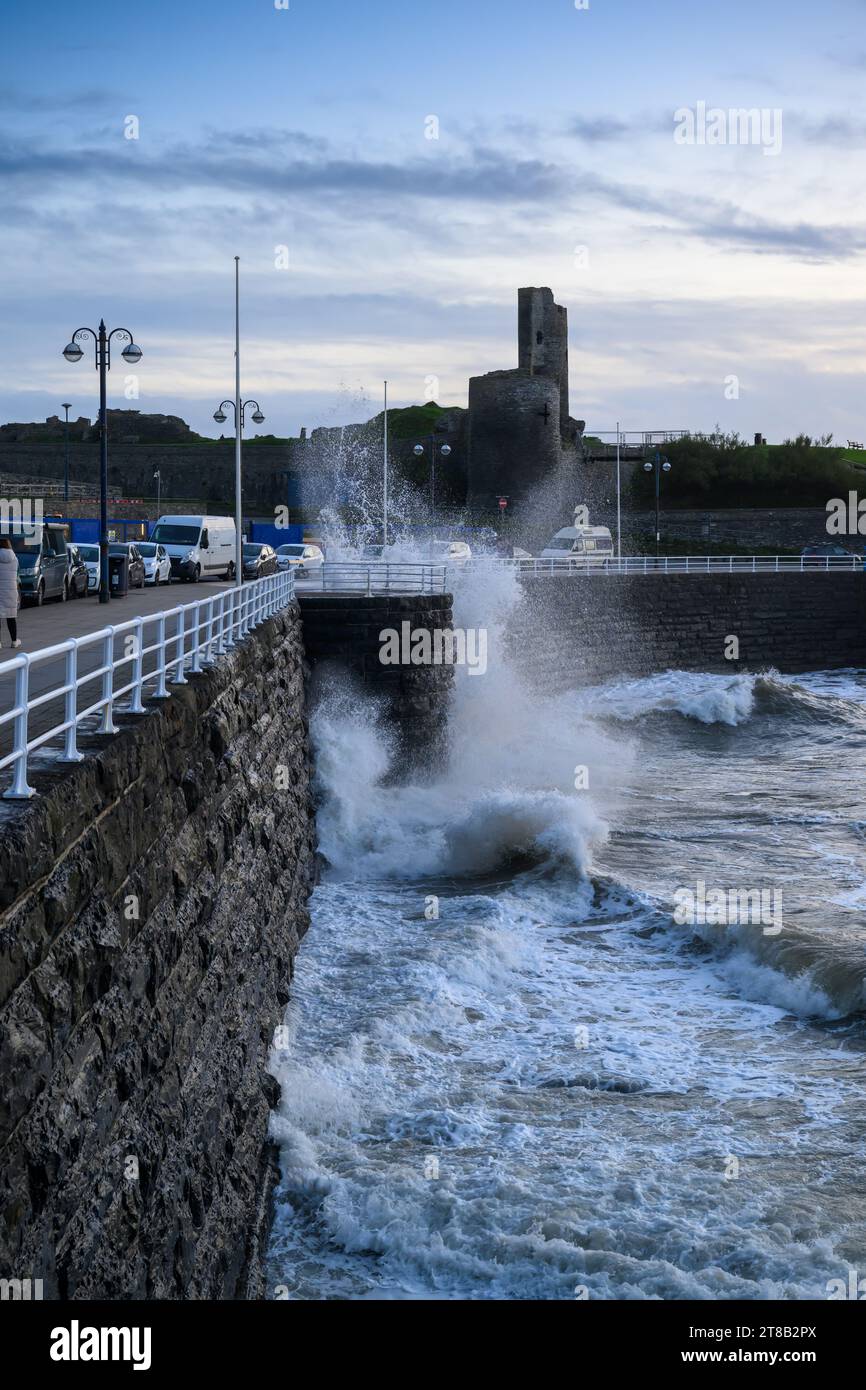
[
  {"x1": 643, "y1": 450, "x2": 672, "y2": 555},
  {"x1": 413, "y1": 435, "x2": 452, "y2": 512},
  {"x1": 213, "y1": 398, "x2": 265, "y2": 582},
  {"x1": 63, "y1": 321, "x2": 142, "y2": 602},
  {"x1": 61, "y1": 402, "x2": 72, "y2": 505}
]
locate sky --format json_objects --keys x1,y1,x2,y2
[{"x1": 1, "y1": 0, "x2": 865, "y2": 443}]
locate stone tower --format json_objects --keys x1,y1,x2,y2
[
  {"x1": 466, "y1": 286, "x2": 575, "y2": 519},
  {"x1": 518, "y1": 287, "x2": 569, "y2": 428}
]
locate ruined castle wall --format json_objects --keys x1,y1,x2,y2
[
  {"x1": 518, "y1": 287, "x2": 569, "y2": 425},
  {"x1": 467, "y1": 370, "x2": 561, "y2": 514}
]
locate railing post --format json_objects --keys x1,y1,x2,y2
[
  {"x1": 224, "y1": 588, "x2": 237, "y2": 649},
  {"x1": 128, "y1": 616, "x2": 146, "y2": 713},
  {"x1": 61, "y1": 643, "x2": 84, "y2": 763},
  {"x1": 216, "y1": 592, "x2": 228, "y2": 655},
  {"x1": 98, "y1": 629, "x2": 119, "y2": 734},
  {"x1": 190, "y1": 602, "x2": 203, "y2": 673},
  {"x1": 172, "y1": 606, "x2": 188, "y2": 683},
  {"x1": 2, "y1": 656, "x2": 35, "y2": 798},
  {"x1": 153, "y1": 613, "x2": 170, "y2": 697},
  {"x1": 202, "y1": 598, "x2": 216, "y2": 664}
]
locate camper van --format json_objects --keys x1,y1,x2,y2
[
  {"x1": 540, "y1": 525, "x2": 614, "y2": 569},
  {"x1": 149, "y1": 515, "x2": 236, "y2": 581}
]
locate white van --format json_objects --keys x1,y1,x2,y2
[
  {"x1": 540, "y1": 525, "x2": 614, "y2": 568},
  {"x1": 150, "y1": 515, "x2": 236, "y2": 581}
]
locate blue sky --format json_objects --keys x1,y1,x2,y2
[{"x1": 1, "y1": 0, "x2": 865, "y2": 442}]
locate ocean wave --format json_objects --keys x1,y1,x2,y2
[
  {"x1": 670, "y1": 916, "x2": 866, "y2": 1021},
  {"x1": 571, "y1": 667, "x2": 866, "y2": 730}
]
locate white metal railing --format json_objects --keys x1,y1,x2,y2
[
  {"x1": 462, "y1": 555, "x2": 864, "y2": 576},
  {"x1": 305, "y1": 563, "x2": 447, "y2": 594},
  {"x1": 0, "y1": 569, "x2": 295, "y2": 800}
]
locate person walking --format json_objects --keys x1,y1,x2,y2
[{"x1": 0, "y1": 537, "x2": 22, "y2": 648}]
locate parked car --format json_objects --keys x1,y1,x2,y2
[
  {"x1": 150, "y1": 514, "x2": 236, "y2": 581},
  {"x1": 109, "y1": 542, "x2": 146, "y2": 589},
  {"x1": 540, "y1": 525, "x2": 614, "y2": 568},
  {"x1": 242, "y1": 543, "x2": 278, "y2": 581},
  {"x1": 10, "y1": 523, "x2": 71, "y2": 604},
  {"x1": 66, "y1": 545, "x2": 90, "y2": 598},
  {"x1": 75, "y1": 542, "x2": 101, "y2": 594},
  {"x1": 275, "y1": 542, "x2": 324, "y2": 577},
  {"x1": 138, "y1": 541, "x2": 172, "y2": 585},
  {"x1": 800, "y1": 543, "x2": 854, "y2": 567},
  {"x1": 428, "y1": 539, "x2": 472, "y2": 566}
]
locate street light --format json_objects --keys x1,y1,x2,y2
[
  {"x1": 213, "y1": 397, "x2": 265, "y2": 582},
  {"x1": 643, "y1": 451, "x2": 672, "y2": 555},
  {"x1": 63, "y1": 321, "x2": 143, "y2": 602},
  {"x1": 413, "y1": 436, "x2": 452, "y2": 512},
  {"x1": 153, "y1": 469, "x2": 162, "y2": 515},
  {"x1": 61, "y1": 402, "x2": 72, "y2": 505}
]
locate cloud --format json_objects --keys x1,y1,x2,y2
[
  {"x1": 0, "y1": 136, "x2": 566, "y2": 205},
  {"x1": 0, "y1": 86, "x2": 125, "y2": 113},
  {"x1": 570, "y1": 116, "x2": 632, "y2": 142},
  {"x1": 797, "y1": 114, "x2": 866, "y2": 145}
]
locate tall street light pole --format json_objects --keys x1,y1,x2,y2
[
  {"x1": 214, "y1": 396, "x2": 265, "y2": 581},
  {"x1": 153, "y1": 469, "x2": 161, "y2": 516},
  {"x1": 383, "y1": 380, "x2": 389, "y2": 547},
  {"x1": 63, "y1": 321, "x2": 142, "y2": 602},
  {"x1": 234, "y1": 258, "x2": 242, "y2": 588},
  {"x1": 61, "y1": 402, "x2": 72, "y2": 506},
  {"x1": 643, "y1": 450, "x2": 672, "y2": 556},
  {"x1": 413, "y1": 435, "x2": 452, "y2": 514}
]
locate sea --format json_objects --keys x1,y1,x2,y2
[{"x1": 266, "y1": 560, "x2": 866, "y2": 1300}]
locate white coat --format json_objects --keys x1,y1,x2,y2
[{"x1": 0, "y1": 548, "x2": 20, "y2": 619}]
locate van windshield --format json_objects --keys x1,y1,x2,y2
[
  {"x1": 151, "y1": 524, "x2": 200, "y2": 546},
  {"x1": 548, "y1": 538, "x2": 576, "y2": 550},
  {"x1": 6, "y1": 534, "x2": 41, "y2": 557}
]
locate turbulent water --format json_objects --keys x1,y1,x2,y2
[{"x1": 267, "y1": 563, "x2": 866, "y2": 1300}]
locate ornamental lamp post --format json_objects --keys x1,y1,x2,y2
[
  {"x1": 413, "y1": 436, "x2": 452, "y2": 512},
  {"x1": 63, "y1": 321, "x2": 142, "y2": 602},
  {"x1": 213, "y1": 397, "x2": 265, "y2": 582},
  {"x1": 643, "y1": 451, "x2": 672, "y2": 556}
]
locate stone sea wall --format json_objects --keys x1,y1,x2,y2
[
  {"x1": 0, "y1": 606, "x2": 316, "y2": 1299},
  {"x1": 510, "y1": 573, "x2": 866, "y2": 682}
]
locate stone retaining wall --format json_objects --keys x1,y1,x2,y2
[
  {"x1": 510, "y1": 573, "x2": 866, "y2": 683},
  {"x1": 0, "y1": 606, "x2": 316, "y2": 1299}
]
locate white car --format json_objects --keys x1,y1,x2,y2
[
  {"x1": 138, "y1": 541, "x2": 172, "y2": 585},
  {"x1": 275, "y1": 543, "x2": 324, "y2": 577},
  {"x1": 429, "y1": 539, "x2": 472, "y2": 566},
  {"x1": 75, "y1": 542, "x2": 101, "y2": 593}
]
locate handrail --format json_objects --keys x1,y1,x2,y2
[
  {"x1": 0, "y1": 569, "x2": 295, "y2": 799},
  {"x1": 461, "y1": 555, "x2": 863, "y2": 576},
  {"x1": 306, "y1": 563, "x2": 447, "y2": 594}
]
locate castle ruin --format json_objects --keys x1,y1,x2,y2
[{"x1": 467, "y1": 286, "x2": 583, "y2": 518}]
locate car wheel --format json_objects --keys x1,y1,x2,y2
[
  {"x1": 153, "y1": 571, "x2": 160, "y2": 585},
  {"x1": 193, "y1": 565, "x2": 201, "y2": 583},
  {"x1": 35, "y1": 582, "x2": 45, "y2": 607},
  {"x1": 225, "y1": 562, "x2": 235, "y2": 581}
]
